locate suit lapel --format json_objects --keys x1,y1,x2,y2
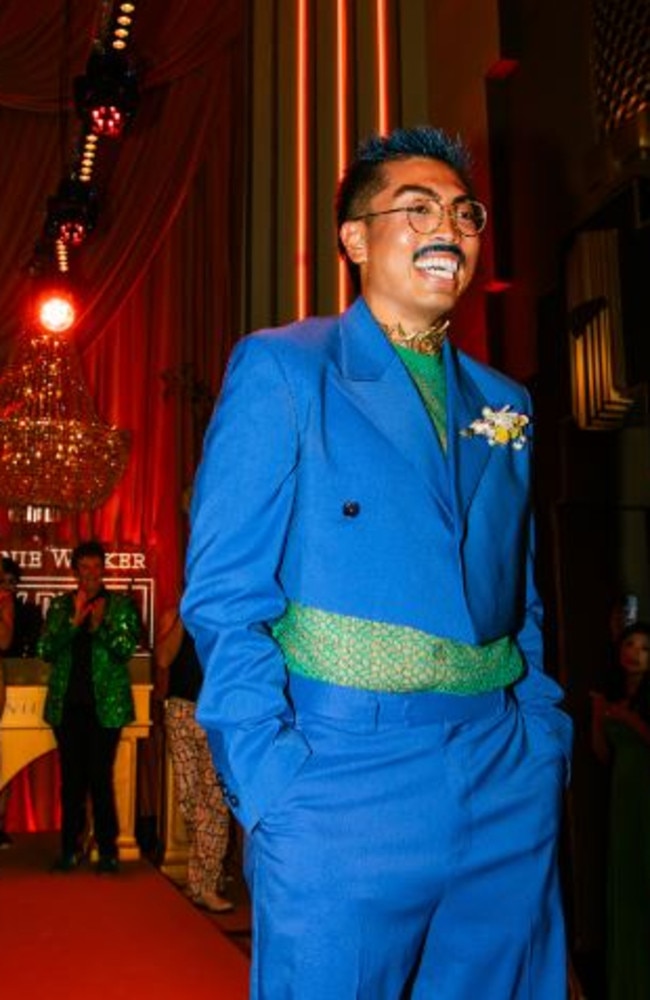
[
  {"x1": 336, "y1": 300, "x2": 495, "y2": 526},
  {"x1": 337, "y1": 299, "x2": 451, "y2": 514},
  {"x1": 444, "y1": 344, "x2": 492, "y2": 524}
]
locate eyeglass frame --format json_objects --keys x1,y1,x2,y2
[{"x1": 349, "y1": 195, "x2": 488, "y2": 238}]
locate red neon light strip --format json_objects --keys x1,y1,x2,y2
[
  {"x1": 336, "y1": 0, "x2": 348, "y2": 180},
  {"x1": 336, "y1": 0, "x2": 349, "y2": 310},
  {"x1": 376, "y1": 0, "x2": 390, "y2": 133},
  {"x1": 296, "y1": 0, "x2": 309, "y2": 319}
]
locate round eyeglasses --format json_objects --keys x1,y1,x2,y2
[{"x1": 350, "y1": 197, "x2": 488, "y2": 238}]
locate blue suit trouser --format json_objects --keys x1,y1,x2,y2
[{"x1": 245, "y1": 674, "x2": 567, "y2": 999}]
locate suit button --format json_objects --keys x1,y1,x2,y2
[
  {"x1": 342, "y1": 501, "x2": 360, "y2": 517},
  {"x1": 228, "y1": 793, "x2": 240, "y2": 807}
]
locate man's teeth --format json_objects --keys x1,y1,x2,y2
[{"x1": 414, "y1": 256, "x2": 459, "y2": 278}]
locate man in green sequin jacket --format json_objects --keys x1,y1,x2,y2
[{"x1": 39, "y1": 540, "x2": 141, "y2": 872}]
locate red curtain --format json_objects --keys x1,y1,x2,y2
[
  {"x1": 0, "y1": 1, "x2": 247, "y2": 610},
  {"x1": 0, "y1": 3, "x2": 247, "y2": 832}
]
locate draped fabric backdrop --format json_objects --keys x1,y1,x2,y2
[{"x1": 0, "y1": 1, "x2": 247, "y2": 612}]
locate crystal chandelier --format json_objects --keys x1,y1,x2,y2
[{"x1": 0, "y1": 328, "x2": 130, "y2": 521}]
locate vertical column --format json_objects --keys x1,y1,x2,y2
[
  {"x1": 335, "y1": 0, "x2": 351, "y2": 312},
  {"x1": 296, "y1": 0, "x2": 311, "y2": 318},
  {"x1": 396, "y1": 0, "x2": 429, "y2": 126},
  {"x1": 376, "y1": 0, "x2": 391, "y2": 134},
  {"x1": 312, "y1": 0, "x2": 340, "y2": 316},
  {"x1": 114, "y1": 734, "x2": 140, "y2": 860},
  {"x1": 274, "y1": 0, "x2": 302, "y2": 323},
  {"x1": 245, "y1": 0, "x2": 434, "y2": 329},
  {"x1": 245, "y1": 0, "x2": 278, "y2": 333}
]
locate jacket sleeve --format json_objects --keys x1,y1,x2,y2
[
  {"x1": 512, "y1": 511, "x2": 573, "y2": 772},
  {"x1": 180, "y1": 335, "x2": 311, "y2": 832},
  {"x1": 94, "y1": 595, "x2": 141, "y2": 662},
  {"x1": 37, "y1": 596, "x2": 75, "y2": 661}
]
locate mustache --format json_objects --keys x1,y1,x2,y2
[{"x1": 413, "y1": 242, "x2": 465, "y2": 266}]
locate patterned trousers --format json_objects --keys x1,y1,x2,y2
[{"x1": 165, "y1": 697, "x2": 230, "y2": 897}]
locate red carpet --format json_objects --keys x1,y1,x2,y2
[{"x1": 0, "y1": 833, "x2": 250, "y2": 999}]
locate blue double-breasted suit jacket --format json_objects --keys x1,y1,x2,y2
[{"x1": 182, "y1": 297, "x2": 571, "y2": 833}]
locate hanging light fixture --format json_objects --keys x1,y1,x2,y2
[
  {"x1": 26, "y1": 254, "x2": 81, "y2": 334},
  {"x1": 0, "y1": 327, "x2": 131, "y2": 522},
  {"x1": 74, "y1": 50, "x2": 139, "y2": 140},
  {"x1": 45, "y1": 178, "x2": 99, "y2": 247},
  {"x1": 0, "y1": 2, "x2": 141, "y2": 524}
]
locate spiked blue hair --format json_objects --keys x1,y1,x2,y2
[{"x1": 336, "y1": 126, "x2": 475, "y2": 290}]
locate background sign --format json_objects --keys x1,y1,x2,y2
[{"x1": 1, "y1": 546, "x2": 155, "y2": 649}]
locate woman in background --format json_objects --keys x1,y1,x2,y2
[
  {"x1": 155, "y1": 605, "x2": 233, "y2": 913},
  {"x1": 591, "y1": 622, "x2": 650, "y2": 1000}
]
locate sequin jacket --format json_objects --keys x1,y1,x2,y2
[{"x1": 39, "y1": 591, "x2": 140, "y2": 727}]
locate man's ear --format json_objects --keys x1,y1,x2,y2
[{"x1": 339, "y1": 220, "x2": 367, "y2": 265}]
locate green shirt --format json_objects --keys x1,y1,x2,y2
[{"x1": 396, "y1": 344, "x2": 447, "y2": 449}]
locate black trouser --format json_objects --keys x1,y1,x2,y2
[{"x1": 54, "y1": 705, "x2": 122, "y2": 859}]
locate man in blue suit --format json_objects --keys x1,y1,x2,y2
[{"x1": 182, "y1": 126, "x2": 572, "y2": 999}]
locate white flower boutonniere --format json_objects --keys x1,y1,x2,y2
[{"x1": 461, "y1": 405, "x2": 530, "y2": 450}]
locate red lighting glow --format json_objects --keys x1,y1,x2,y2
[
  {"x1": 57, "y1": 221, "x2": 87, "y2": 247},
  {"x1": 35, "y1": 289, "x2": 78, "y2": 334},
  {"x1": 296, "y1": 0, "x2": 309, "y2": 319},
  {"x1": 91, "y1": 104, "x2": 124, "y2": 138},
  {"x1": 486, "y1": 59, "x2": 519, "y2": 81},
  {"x1": 376, "y1": 0, "x2": 390, "y2": 134},
  {"x1": 336, "y1": 0, "x2": 349, "y2": 311}
]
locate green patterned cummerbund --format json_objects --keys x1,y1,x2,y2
[{"x1": 272, "y1": 601, "x2": 524, "y2": 694}]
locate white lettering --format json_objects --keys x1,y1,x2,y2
[
  {"x1": 49, "y1": 548, "x2": 72, "y2": 569},
  {"x1": 104, "y1": 552, "x2": 147, "y2": 571},
  {"x1": 6, "y1": 547, "x2": 147, "y2": 573}
]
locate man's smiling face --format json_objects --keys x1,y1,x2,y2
[
  {"x1": 75, "y1": 555, "x2": 104, "y2": 599},
  {"x1": 340, "y1": 157, "x2": 482, "y2": 331}
]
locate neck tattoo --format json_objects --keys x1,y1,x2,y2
[{"x1": 380, "y1": 318, "x2": 450, "y2": 355}]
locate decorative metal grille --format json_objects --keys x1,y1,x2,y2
[
  {"x1": 567, "y1": 229, "x2": 635, "y2": 430},
  {"x1": 592, "y1": 0, "x2": 650, "y2": 135}
]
